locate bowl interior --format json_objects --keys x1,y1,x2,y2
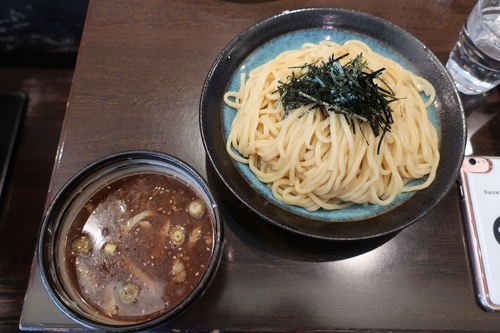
[
  {"x1": 38, "y1": 151, "x2": 223, "y2": 331},
  {"x1": 200, "y1": 7, "x2": 466, "y2": 241}
]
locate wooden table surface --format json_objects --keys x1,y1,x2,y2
[{"x1": 18, "y1": 0, "x2": 500, "y2": 331}]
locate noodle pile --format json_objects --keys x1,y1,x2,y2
[{"x1": 224, "y1": 40, "x2": 440, "y2": 212}]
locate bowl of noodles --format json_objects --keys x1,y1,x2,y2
[{"x1": 200, "y1": 7, "x2": 466, "y2": 241}]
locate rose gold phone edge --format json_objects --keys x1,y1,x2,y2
[{"x1": 459, "y1": 156, "x2": 500, "y2": 312}]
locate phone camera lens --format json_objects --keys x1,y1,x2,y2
[{"x1": 469, "y1": 158, "x2": 477, "y2": 165}]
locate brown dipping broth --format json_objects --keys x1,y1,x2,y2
[{"x1": 63, "y1": 173, "x2": 215, "y2": 324}]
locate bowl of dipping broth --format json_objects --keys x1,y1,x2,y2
[{"x1": 37, "y1": 151, "x2": 223, "y2": 332}]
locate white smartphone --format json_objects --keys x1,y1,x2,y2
[{"x1": 459, "y1": 156, "x2": 500, "y2": 311}]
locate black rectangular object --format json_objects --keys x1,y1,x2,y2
[{"x1": 0, "y1": 92, "x2": 27, "y2": 200}]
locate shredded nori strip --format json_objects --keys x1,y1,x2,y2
[{"x1": 275, "y1": 53, "x2": 399, "y2": 153}]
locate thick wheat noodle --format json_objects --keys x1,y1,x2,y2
[{"x1": 224, "y1": 40, "x2": 440, "y2": 213}]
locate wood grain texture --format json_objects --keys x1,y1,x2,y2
[
  {"x1": 11, "y1": 0, "x2": 500, "y2": 332},
  {"x1": 0, "y1": 68, "x2": 72, "y2": 332}
]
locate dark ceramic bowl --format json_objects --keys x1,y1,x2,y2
[
  {"x1": 37, "y1": 151, "x2": 223, "y2": 332},
  {"x1": 200, "y1": 7, "x2": 466, "y2": 241}
]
